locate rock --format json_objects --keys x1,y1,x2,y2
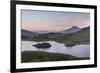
[
  {"x1": 33, "y1": 42, "x2": 51, "y2": 49},
  {"x1": 65, "y1": 43, "x2": 76, "y2": 47}
]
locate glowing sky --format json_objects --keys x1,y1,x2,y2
[{"x1": 21, "y1": 10, "x2": 90, "y2": 32}]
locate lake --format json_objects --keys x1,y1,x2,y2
[{"x1": 21, "y1": 41, "x2": 90, "y2": 58}]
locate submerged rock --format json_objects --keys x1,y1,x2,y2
[{"x1": 33, "y1": 42, "x2": 51, "y2": 49}]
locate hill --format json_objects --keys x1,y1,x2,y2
[
  {"x1": 55, "y1": 27, "x2": 90, "y2": 46},
  {"x1": 22, "y1": 26, "x2": 90, "y2": 46},
  {"x1": 21, "y1": 51, "x2": 89, "y2": 63},
  {"x1": 61, "y1": 26, "x2": 80, "y2": 34}
]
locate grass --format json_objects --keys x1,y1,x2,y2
[{"x1": 21, "y1": 51, "x2": 89, "y2": 63}]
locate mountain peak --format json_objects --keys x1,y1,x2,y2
[
  {"x1": 67, "y1": 26, "x2": 80, "y2": 31},
  {"x1": 61, "y1": 26, "x2": 80, "y2": 34},
  {"x1": 70, "y1": 26, "x2": 80, "y2": 29}
]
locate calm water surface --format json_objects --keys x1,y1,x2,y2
[{"x1": 21, "y1": 41, "x2": 90, "y2": 58}]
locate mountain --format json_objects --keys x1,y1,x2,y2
[
  {"x1": 22, "y1": 26, "x2": 80, "y2": 39},
  {"x1": 55, "y1": 26, "x2": 90, "y2": 46},
  {"x1": 21, "y1": 29, "x2": 38, "y2": 38},
  {"x1": 32, "y1": 26, "x2": 81, "y2": 39},
  {"x1": 21, "y1": 26, "x2": 90, "y2": 45},
  {"x1": 61, "y1": 26, "x2": 80, "y2": 34}
]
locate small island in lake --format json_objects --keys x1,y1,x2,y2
[{"x1": 33, "y1": 42, "x2": 51, "y2": 49}]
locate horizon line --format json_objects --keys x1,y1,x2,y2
[{"x1": 21, "y1": 25, "x2": 89, "y2": 32}]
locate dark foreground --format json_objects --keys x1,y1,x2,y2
[{"x1": 21, "y1": 51, "x2": 89, "y2": 63}]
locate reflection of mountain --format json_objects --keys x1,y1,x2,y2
[{"x1": 21, "y1": 26, "x2": 90, "y2": 45}]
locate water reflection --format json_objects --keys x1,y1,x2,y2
[{"x1": 22, "y1": 41, "x2": 90, "y2": 58}]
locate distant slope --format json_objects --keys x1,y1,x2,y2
[
  {"x1": 22, "y1": 26, "x2": 90, "y2": 46},
  {"x1": 55, "y1": 26, "x2": 90, "y2": 46},
  {"x1": 60, "y1": 26, "x2": 80, "y2": 34},
  {"x1": 22, "y1": 29, "x2": 36, "y2": 37},
  {"x1": 31, "y1": 26, "x2": 80, "y2": 40},
  {"x1": 21, "y1": 29, "x2": 39, "y2": 40},
  {"x1": 22, "y1": 26, "x2": 80, "y2": 39},
  {"x1": 32, "y1": 26, "x2": 81, "y2": 40}
]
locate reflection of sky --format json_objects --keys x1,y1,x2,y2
[
  {"x1": 22, "y1": 41, "x2": 90, "y2": 57},
  {"x1": 21, "y1": 10, "x2": 90, "y2": 32}
]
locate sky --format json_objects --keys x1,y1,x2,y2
[{"x1": 21, "y1": 10, "x2": 90, "y2": 32}]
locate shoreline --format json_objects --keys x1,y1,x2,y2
[{"x1": 21, "y1": 51, "x2": 90, "y2": 63}]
